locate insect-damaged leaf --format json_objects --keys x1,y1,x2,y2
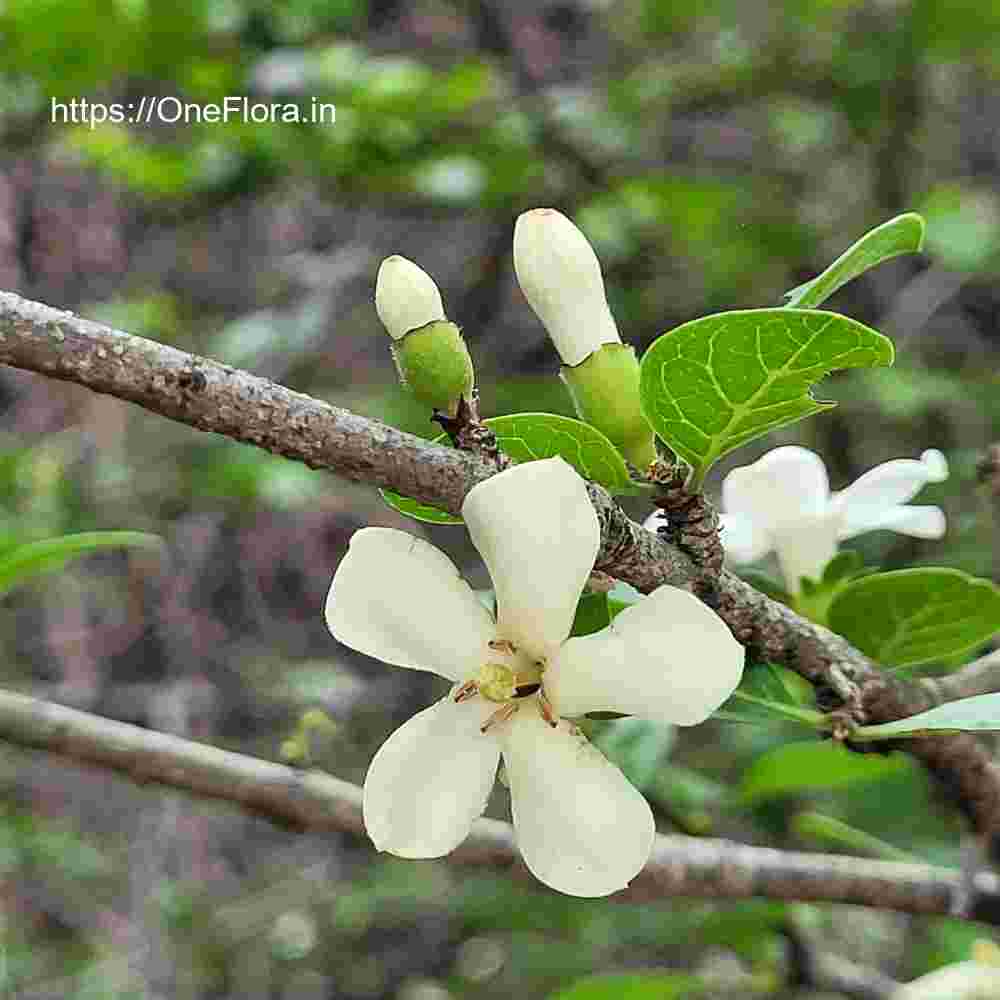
[{"x1": 638, "y1": 309, "x2": 893, "y2": 486}]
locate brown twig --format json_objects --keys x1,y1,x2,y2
[
  {"x1": 2, "y1": 287, "x2": 1000, "y2": 850},
  {"x1": 3, "y1": 686, "x2": 1000, "y2": 919}
]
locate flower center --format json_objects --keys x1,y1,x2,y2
[{"x1": 452, "y1": 638, "x2": 557, "y2": 731}]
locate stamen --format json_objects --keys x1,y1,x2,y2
[
  {"x1": 538, "y1": 689, "x2": 558, "y2": 729},
  {"x1": 453, "y1": 680, "x2": 479, "y2": 703},
  {"x1": 481, "y1": 701, "x2": 518, "y2": 733}
]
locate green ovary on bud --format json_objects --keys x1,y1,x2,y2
[
  {"x1": 561, "y1": 343, "x2": 657, "y2": 469},
  {"x1": 391, "y1": 320, "x2": 474, "y2": 416}
]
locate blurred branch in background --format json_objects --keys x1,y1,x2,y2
[{"x1": 1, "y1": 685, "x2": 998, "y2": 925}]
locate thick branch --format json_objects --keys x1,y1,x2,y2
[
  {"x1": 2, "y1": 687, "x2": 999, "y2": 920},
  {"x1": 3, "y1": 288, "x2": 1000, "y2": 847},
  {"x1": 0, "y1": 290, "x2": 692, "y2": 587}
]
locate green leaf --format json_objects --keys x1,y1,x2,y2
[
  {"x1": 487, "y1": 413, "x2": 633, "y2": 491},
  {"x1": 549, "y1": 972, "x2": 708, "y2": 1000},
  {"x1": 783, "y1": 213, "x2": 925, "y2": 309},
  {"x1": 570, "y1": 591, "x2": 611, "y2": 637},
  {"x1": 0, "y1": 531, "x2": 165, "y2": 596},
  {"x1": 638, "y1": 309, "x2": 894, "y2": 486},
  {"x1": 592, "y1": 718, "x2": 675, "y2": 792},
  {"x1": 827, "y1": 568, "x2": 1000, "y2": 668},
  {"x1": 791, "y1": 811, "x2": 919, "y2": 862},
  {"x1": 380, "y1": 490, "x2": 463, "y2": 525},
  {"x1": 739, "y1": 741, "x2": 910, "y2": 805},
  {"x1": 714, "y1": 662, "x2": 820, "y2": 728},
  {"x1": 852, "y1": 694, "x2": 1000, "y2": 741},
  {"x1": 382, "y1": 412, "x2": 634, "y2": 524}
]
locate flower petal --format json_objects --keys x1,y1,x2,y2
[
  {"x1": 718, "y1": 512, "x2": 772, "y2": 564},
  {"x1": 830, "y1": 451, "x2": 949, "y2": 536},
  {"x1": 839, "y1": 504, "x2": 946, "y2": 540},
  {"x1": 499, "y1": 708, "x2": 654, "y2": 897},
  {"x1": 772, "y1": 515, "x2": 840, "y2": 591},
  {"x1": 545, "y1": 585, "x2": 744, "y2": 726},
  {"x1": 462, "y1": 458, "x2": 599, "y2": 661},
  {"x1": 921, "y1": 448, "x2": 949, "y2": 483},
  {"x1": 363, "y1": 694, "x2": 500, "y2": 858},
  {"x1": 326, "y1": 527, "x2": 495, "y2": 681},
  {"x1": 722, "y1": 446, "x2": 831, "y2": 534}
]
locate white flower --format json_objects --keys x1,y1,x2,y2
[
  {"x1": 513, "y1": 208, "x2": 621, "y2": 366},
  {"x1": 893, "y1": 961, "x2": 1000, "y2": 1000},
  {"x1": 664, "y1": 445, "x2": 947, "y2": 593},
  {"x1": 375, "y1": 255, "x2": 446, "y2": 340},
  {"x1": 326, "y1": 457, "x2": 744, "y2": 897}
]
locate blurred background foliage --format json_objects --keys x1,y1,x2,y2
[{"x1": 1, "y1": 0, "x2": 999, "y2": 996}]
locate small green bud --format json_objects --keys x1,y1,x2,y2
[
  {"x1": 392, "y1": 320, "x2": 474, "y2": 416},
  {"x1": 561, "y1": 343, "x2": 657, "y2": 469}
]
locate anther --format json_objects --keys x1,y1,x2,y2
[
  {"x1": 538, "y1": 689, "x2": 558, "y2": 729},
  {"x1": 453, "y1": 680, "x2": 479, "y2": 703},
  {"x1": 488, "y1": 638, "x2": 516, "y2": 655},
  {"x1": 481, "y1": 701, "x2": 518, "y2": 733}
]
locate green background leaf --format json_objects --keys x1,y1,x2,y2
[
  {"x1": 854, "y1": 693, "x2": 1000, "y2": 740},
  {"x1": 827, "y1": 568, "x2": 1000, "y2": 668},
  {"x1": 549, "y1": 971, "x2": 708, "y2": 1000},
  {"x1": 638, "y1": 309, "x2": 894, "y2": 484},
  {"x1": 783, "y1": 213, "x2": 925, "y2": 309},
  {"x1": 381, "y1": 412, "x2": 633, "y2": 524},
  {"x1": 739, "y1": 741, "x2": 910, "y2": 804},
  {"x1": 0, "y1": 531, "x2": 165, "y2": 596}
]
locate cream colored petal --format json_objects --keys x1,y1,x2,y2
[
  {"x1": 545, "y1": 585, "x2": 744, "y2": 726},
  {"x1": 375, "y1": 255, "x2": 446, "y2": 340},
  {"x1": 838, "y1": 504, "x2": 946, "y2": 541},
  {"x1": 830, "y1": 452, "x2": 949, "y2": 536},
  {"x1": 722, "y1": 446, "x2": 831, "y2": 534},
  {"x1": 363, "y1": 694, "x2": 500, "y2": 858},
  {"x1": 326, "y1": 527, "x2": 495, "y2": 681},
  {"x1": 718, "y1": 512, "x2": 773, "y2": 564},
  {"x1": 499, "y1": 708, "x2": 654, "y2": 897},
  {"x1": 513, "y1": 209, "x2": 621, "y2": 366},
  {"x1": 920, "y1": 448, "x2": 949, "y2": 483},
  {"x1": 772, "y1": 515, "x2": 840, "y2": 592},
  {"x1": 462, "y1": 458, "x2": 599, "y2": 661}
]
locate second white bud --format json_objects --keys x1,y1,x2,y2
[{"x1": 513, "y1": 208, "x2": 621, "y2": 367}]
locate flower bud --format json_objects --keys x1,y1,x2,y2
[
  {"x1": 561, "y1": 343, "x2": 657, "y2": 469},
  {"x1": 513, "y1": 208, "x2": 621, "y2": 367},
  {"x1": 391, "y1": 320, "x2": 474, "y2": 416},
  {"x1": 375, "y1": 255, "x2": 446, "y2": 340},
  {"x1": 376, "y1": 255, "x2": 474, "y2": 415}
]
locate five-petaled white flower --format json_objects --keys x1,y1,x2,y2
[
  {"x1": 326, "y1": 458, "x2": 744, "y2": 897},
  {"x1": 659, "y1": 445, "x2": 947, "y2": 593}
]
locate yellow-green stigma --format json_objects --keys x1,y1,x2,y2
[{"x1": 477, "y1": 662, "x2": 517, "y2": 703}]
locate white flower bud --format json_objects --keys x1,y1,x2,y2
[
  {"x1": 375, "y1": 255, "x2": 446, "y2": 340},
  {"x1": 513, "y1": 208, "x2": 621, "y2": 366}
]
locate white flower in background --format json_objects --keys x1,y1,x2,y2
[
  {"x1": 893, "y1": 960, "x2": 1000, "y2": 1000},
  {"x1": 375, "y1": 255, "x2": 446, "y2": 340},
  {"x1": 673, "y1": 445, "x2": 948, "y2": 593},
  {"x1": 326, "y1": 458, "x2": 744, "y2": 897},
  {"x1": 513, "y1": 208, "x2": 621, "y2": 366}
]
